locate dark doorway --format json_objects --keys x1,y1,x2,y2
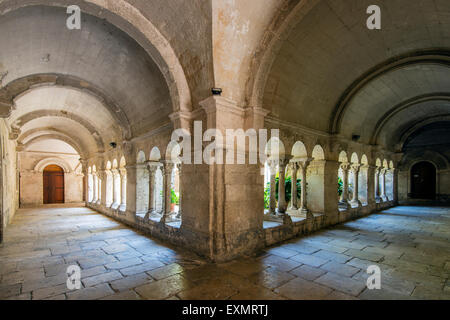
[
  {"x1": 43, "y1": 165, "x2": 65, "y2": 204},
  {"x1": 411, "y1": 161, "x2": 436, "y2": 199}
]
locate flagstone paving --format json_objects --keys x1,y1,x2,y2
[{"x1": 0, "y1": 205, "x2": 449, "y2": 300}]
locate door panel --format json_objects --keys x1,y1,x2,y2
[
  {"x1": 411, "y1": 161, "x2": 436, "y2": 199},
  {"x1": 43, "y1": 165, "x2": 65, "y2": 204}
]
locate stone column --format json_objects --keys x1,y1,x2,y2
[
  {"x1": 289, "y1": 161, "x2": 298, "y2": 210},
  {"x1": 111, "y1": 169, "x2": 120, "y2": 209},
  {"x1": 145, "y1": 162, "x2": 158, "y2": 219},
  {"x1": 99, "y1": 170, "x2": 107, "y2": 206},
  {"x1": 125, "y1": 164, "x2": 138, "y2": 216},
  {"x1": 93, "y1": 174, "x2": 98, "y2": 203},
  {"x1": 175, "y1": 163, "x2": 182, "y2": 220},
  {"x1": 277, "y1": 159, "x2": 289, "y2": 214},
  {"x1": 381, "y1": 168, "x2": 388, "y2": 201},
  {"x1": 364, "y1": 165, "x2": 375, "y2": 207},
  {"x1": 350, "y1": 164, "x2": 361, "y2": 207},
  {"x1": 119, "y1": 168, "x2": 127, "y2": 212},
  {"x1": 160, "y1": 162, "x2": 174, "y2": 224},
  {"x1": 391, "y1": 168, "x2": 398, "y2": 204},
  {"x1": 339, "y1": 163, "x2": 350, "y2": 208},
  {"x1": 268, "y1": 159, "x2": 277, "y2": 215},
  {"x1": 375, "y1": 167, "x2": 381, "y2": 203},
  {"x1": 299, "y1": 159, "x2": 312, "y2": 217}
]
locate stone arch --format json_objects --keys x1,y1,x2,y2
[
  {"x1": 330, "y1": 50, "x2": 450, "y2": 134},
  {"x1": 12, "y1": 110, "x2": 105, "y2": 152},
  {"x1": 149, "y1": 147, "x2": 162, "y2": 162},
  {"x1": 338, "y1": 151, "x2": 348, "y2": 163},
  {"x1": 137, "y1": 151, "x2": 147, "y2": 164},
  {"x1": 351, "y1": 152, "x2": 359, "y2": 164},
  {"x1": 120, "y1": 156, "x2": 126, "y2": 168},
  {"x1": 21, "y1": 134, "x2": 84, "y2": 158},
  {"x1": 312, "y1": 145, "x2": 325, "y2": 160},
  {"x1": 246, "y1": 0, "x2": 318, "y2": 108},
  {"x1": 361, "y1": 155, "x2": 369, "y2": 165},
  {"x1": 2, "y1": 76, "x2": 131, "y2": 138},
  {"x1": 265, "y1": 137, "x2": 286, "y2": 158},
  {"x1": 166, "y1": 142, "x2": 181, "y2": 163},
  {"x1": 291, "y1": 141, "x2": 308, "y2": 159},
  {"x1": 34, "y1": 157, "x2": 72, "y2": 173},
  {"x1": 0, "y1": 0, "x2": 192, "y2": 117}
]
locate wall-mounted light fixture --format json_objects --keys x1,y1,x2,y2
[{"x1": 211, "y1": 88, "x2": 222, "y2": 96}]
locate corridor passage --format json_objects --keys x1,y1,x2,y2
[{"x1": 0, "y1": 206, "x2": 449, "y2": 300}]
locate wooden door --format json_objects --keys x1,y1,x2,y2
[
  {"x1": 411, "y1": 161, "x2": 436, "y2": 200},
  {"x1": 43, "y1": 165, "x2": 65, "y2": 204}
]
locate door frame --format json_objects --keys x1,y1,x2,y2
[
  {"x1": 43, "y1": 165, "x2": 65, "y2": 204},
  {"x1": 409, "y1": 160, "x2": 438, "y2": 199}
]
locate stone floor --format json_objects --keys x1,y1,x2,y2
[{"x1": 0, "y1": 205, "x2": 449, "y2": 300}]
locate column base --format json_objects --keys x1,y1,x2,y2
[
  {"x1": 111, "y1": 202, "x2": 120, "y2": 210},
  {"x1": 350, "y1": 200, "x2": 362, "y2": 208},
  {"x1": 119, "y1": 204, "x2": 126, "y2": 212},
  {"x1": 338, "y1": 201, "x2": 349, "y2": 210}
]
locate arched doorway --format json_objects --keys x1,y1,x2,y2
[
  {"x1": 411, "y1": 161, "x2": 436, "y2": 199},
  {"x1": 43, "y1": 165, "x2": 65, "y2": 204}
]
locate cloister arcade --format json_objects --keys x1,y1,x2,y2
[{"x1": 0, "y1": 1, "x2": 448, "y2": 265}]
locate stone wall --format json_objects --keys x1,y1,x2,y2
[
  {"x1": 0, "y1": 120, "x2": 19, "y2": 239},
  {"x1": 18, "y1": 151, "x2": 83, "y2": 206}
]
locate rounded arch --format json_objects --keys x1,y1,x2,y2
[
  {"x1": 265, "y1": 137, "x2": 286, "y2": 159},
  {"x1": 291, "y1": 141, "x2": 308, "y2": 158},
  {"x1": 0, "y1": 0, "x2": 192, "y2": 116},
  {"x1": 350, "y1": 152, "x2": 359, "y2": 164},
  {"x1": 376, "y1": 158, "x2": 382, "y2": 167},
  {"x1": 34, "y1": 157, "x2": 72, "y2": 173},
  {"x1": 361, "y1": 154, "x2": 369, "y2": 166},
  {"x1": 120, "y1": 156, "x2": 126, "y2": 168},
  {"x1": 149, "y1": 147, "x2": 162, "y2": 162},
  {"x1": 137, "y1": 151, "x2": 147, "y2": 164},
  {"x1": 330, "y1": 51, "x2": 450, "y2": 134},
  {"x1": 312, "y1": 144, "x2": 325, "y2": 160},
  {"x1": 246, "y1": 0, "x2": 318, "y2": 108},
  {"x1": 21, "y1": 134, "x2": 84, "y2": 158},
  {"x1": 165, "y1": 142, "x2": 181, "y2": 162},
  {"x1": 410, "y1": 160, "x2": 437, "y2": 200},
  {"x1": 338, "y1": 151, "x2": 348, "y2": 163}
]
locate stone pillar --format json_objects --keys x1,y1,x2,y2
[
  {"x1": 93, "y1": 174, "x2": 98, "y2": 203},
  {"x1": 268, "y1": 159, "x2": 277, "y2": 215},
  {"x1": 277, "y1": 159, "x2": 289, "y2": 214},
  {"x1": 299, "y1": 159, "x2": 312, "y2": 217},
  {"x1": 339, "y1": 163, "x2": 350, "y2": 208},
  {"x1": 111, "y1": 169, "x2": 120, "y2": 209},
  {"x1": 289, "y1": 161, "x2": 298, "y2": 210},
  {"x1": 99, "y1": 170, "x2": 107, "y2": 206},
  {"x1": 160, "y1": 161, "x2": 174, "y2": 224},
  {"x1": 392, "y1": 168, "x2": 398, "y2": 204},
  {"x1": 365, "y1": 165, "x2": 376, "y2": 207},
  {"x1": 145, "y1": 162, "x2": 158, "y2": 219},
  {"x1": 175, "y1": 163, "x2": 182, "y2": 220},
  {"x1": 119, "y1": 168, "x2": 127, "y2": 212},
  {"x1": 350, "y1": 164, "x2": 361, "y2": 207},
  {"x1": 381, "y1": 168, "x2": 388, "y2": 201},
  {"x1": 125, "y1": 164, "x2": 138, "y2": 215},
  {"x1": 375, "y1": 167, "x2": 381, "y2": 203}
]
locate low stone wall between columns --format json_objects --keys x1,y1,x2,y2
[
  {"x1": 87, "y1": 203, "x2": 211, "y2": 259},
  {"x1": 264, "y1": 201, "x2": 395, "y2": 247},
  {"x1": 88, "y1": 200, "x2": 396, "y2": 262}
]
